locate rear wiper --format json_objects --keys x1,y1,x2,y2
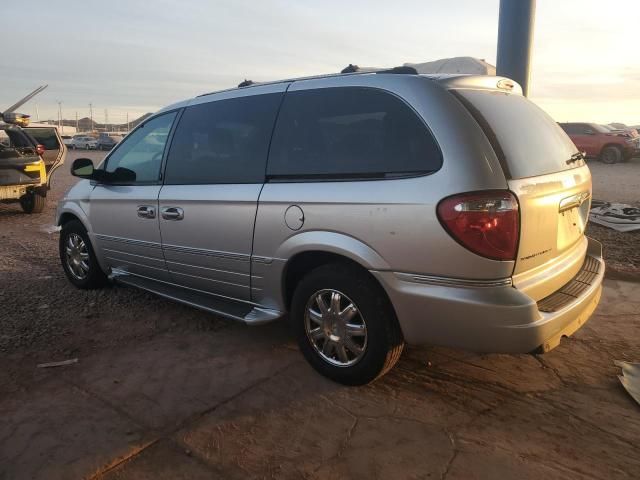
[{"x1": 566, "y1": 152, "x2": 585, "y2": 165}]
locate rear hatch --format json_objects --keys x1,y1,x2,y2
[
  {"x1": 451, "y1": 83, "x2": 591, "y2": 301},
  {"x1": 23, "y1": 127, "x2": 67, "y2": 182}
]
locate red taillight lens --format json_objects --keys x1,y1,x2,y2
[
  {"x1": 36, "y1": 144, "x2": 46, "y2": 155},
  {"x1": 437, "y1": 191, "x2": 519, "y2": 261}
]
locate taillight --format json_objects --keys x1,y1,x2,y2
[
  {"x1": 36, "y1": 144, "x2": 45, "y2": 156},
  {"x1": 437, "y1": 191, "x2": 519, "y2": 261}
]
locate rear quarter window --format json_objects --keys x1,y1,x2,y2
[
  {"x1": 267, "y1": 87, "x2": 442, "y2": 179},
  {"x1": 455, "y1": 90, "x2": 580, "y2": 179}
]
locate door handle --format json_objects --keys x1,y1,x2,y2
[
  {"x1": 161, "y1": 206, "x2": 184, "y2": 220},
  {"x1": 137, "y1": 205, "x2": 156, "y2": 219}
]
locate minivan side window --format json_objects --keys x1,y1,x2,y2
[
  {"x1": 104, "y1": 112, "x2": 177, "y2": 183},
  {"x1": 267, "y1": 87, "x2": 442, "y2": 179},
  {"x1": 164, "y1": 93, "x2": 283, "y2": 184}
]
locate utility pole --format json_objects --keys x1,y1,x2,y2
[
  {"x1": 105, "y1": 108, "x2": 109, "y2": 131},
  {"x1": 126, "y1": 112, "x2": 129, "y2": 132},
  {"x1": 75, "y1": 111, "x2": 78, "y2": 132},
  {"x1": 35, "y1": 104, "x2": 40, "y2": 122},
  {"x1": 57, "y1": 102, "x2": 63, "y2": 132},
  {"x1": 89, "y1": 103, "x2": 94, "y2": 132},
  {"x1": 496, "y1": 0, "x2": 536, "y2": 97}
]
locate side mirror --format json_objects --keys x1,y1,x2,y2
[
  {"x1": 70, "y1": 158, "x2": 136, "y2": 183},
  {"x1": 71, "y1": 158, "x2": 95, "y2": 178}
]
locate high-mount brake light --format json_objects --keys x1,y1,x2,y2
[{"x1": 437, "y1": 191, "x2": 519, "y2": 261}]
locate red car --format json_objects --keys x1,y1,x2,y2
[{"x1": 559, "y1": 122, "x2": 636, "y2": 164}]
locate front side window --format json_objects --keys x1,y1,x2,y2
[
  {"x1": 164, "y1": 93, "x2": 283, "y2": 184},
  {"x1": 267, "y1": 87, "x2": 442, "y2": 179},
  {"x1": 104, "y1": 112, "x2": 176, "y2": 183}
]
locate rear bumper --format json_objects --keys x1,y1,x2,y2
[{"x1": 372, "y1": 237, "x2": 604, "y2": 353}]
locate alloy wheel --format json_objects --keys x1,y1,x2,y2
[
  {"x1": 64, "y1": 233, "x2": 90, "y2": 280},
  {"x1": 304, "y1": 289, "x2": 368, "y2": 367}
]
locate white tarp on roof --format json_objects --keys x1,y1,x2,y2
[{"x1": 404, "y1": 56, "x2": 496, "y2": 75}]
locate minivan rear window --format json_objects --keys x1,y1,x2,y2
[
  {"x1": 267, "y1": 87, "x2": 442, "y2": 179},
  {"x1": 454, "y1": 90, "x2": 581, "y2": 179},
  {"x1": 24, "y1": 128, "x2": 60, "y2": 150}
]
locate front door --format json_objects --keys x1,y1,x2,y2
[
  {"x1": 158, "y1": 88, "x2": 285, "y2": 300},
  {"x1": 89, "y1": 111, "x2": 177, "y2": 281}
]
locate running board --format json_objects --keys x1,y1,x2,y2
[{"x1": 110, "y1": 271, "x2": 282, "y2": 325}]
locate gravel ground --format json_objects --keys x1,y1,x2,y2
[{"x1": 0, "y1": 150, "x2": 228, "y2": 362}]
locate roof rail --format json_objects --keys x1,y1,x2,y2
[{"x1": 238, "y1": 79, "x2": 255, "y2": 88}]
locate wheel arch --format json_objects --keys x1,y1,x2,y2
[
  {"x1": 57, "y1": 203, "x2": 92, "y2": 234},
  {"x1": 600, "y1": 143, "x2": 623, "y2": 154},
  {"x1": 281, "y1": 250, "x2": 396, "y2": 319}
]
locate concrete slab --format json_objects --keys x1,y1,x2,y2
[
  {"x1": 64, "y1": 326, "x2": 298, "y2": 430},
  {"x1": 102, "y1": 440, "x2": 222, "y2": 480},
  {"x1": 0, "y1": 379, "x2": 152, "y2": 480}
]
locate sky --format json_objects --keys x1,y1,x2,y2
[{"x1": 1, "y1": 0, "x2": 638, "y2": 125}]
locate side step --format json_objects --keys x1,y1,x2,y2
[{"x1": 111, "y1": 271, "x2": 283, "y2": 325}]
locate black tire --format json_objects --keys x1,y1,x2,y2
[
  {"x1": 85, "y1": 144, "x2": 90, "y2": 150},
  {"x1": 59, "y1": 219, "x2": 108, "y2": 289},
  {"x1": 290, "y1": 263, "x2": 404, "y2": 385},
  {"x1": 19, "y1": 192, "x2": 46, "y2": 214},
  {"x1": 600, "y1": 145, "x2": 622, "y2": 164}
]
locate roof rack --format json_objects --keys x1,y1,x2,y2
[
  {"x1": 340, "y1": 64, "x2": 418, "y2": 75},
  {"x1": 198, "y1": 65, "x2": 419, "y2": 98}
]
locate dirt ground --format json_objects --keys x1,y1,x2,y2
[{"x1": 1, "y1": 150, "x2": 639, "y2": 479}]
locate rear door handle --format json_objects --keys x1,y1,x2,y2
[
  {"x1": 137, "y1": 205, "x2": 156, "y2": 219},
  {"x1": 161, "y1": 206, "x2": 184, "y2": 220}
]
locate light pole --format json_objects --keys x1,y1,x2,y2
[
  {"x1": 57, "y1": 101, "x2": 63, "y2": 132},
  {"x1": 89, "y1": 103, "x2": 94, "y2": 132},
  {"x1": 496, "y1": 0, "x2": 537, "y2": 97}
]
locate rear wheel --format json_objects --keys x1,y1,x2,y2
[
  {"x1": 600, "y1": 145, "x2": 622, "y2": 164},
  {"x1": 290, "y1": 263, "x2": 404, "y2": 385},
  {"x1": 19, "y1": 192, "x2": 46, "y2": 214},
  {"x1": 60, "y1": 220, "x2": 108, "y2": 289}
]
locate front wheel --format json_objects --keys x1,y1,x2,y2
[
  {"x1": 290, "y1": 263, "x2": 404, "y2": 385},
  {"x1": 60, "y1": 220, "x2": 108, "y2": 289},
  {"x1": 19, "y1": 192, "x2": 46, "y2": 214}
]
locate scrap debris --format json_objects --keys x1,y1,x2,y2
[
  {"x1": 615, "y1": 360, "x2": 640, "y2": 406},
  {"x1": 37, "y1": 358, "x2": 78, "y2": 368},
  {"x1": 590, "y1": 201, "x2": 640, "y2": 232}
]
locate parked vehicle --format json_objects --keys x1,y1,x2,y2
[
  {"x1": 96, "y1": 133, "x2": 123, "y2": 151},
  {"x1": 559, "y1": 122, "x2": 635, "y2": 163},
  {"x1": 0, "y1": 124, "x2": 65, "y2": 213},
  {"x1": 70, "y1": 135, "x2": 97, "y2": 150},
  {"x1": 602, "y1": 124, "x2": 639, "y2": 140},
  {"x1": 57, "y1": 71, "x2": 604, "y2": 385},
  {"x1": 61, "y1": 135, "x2": 74, "y2": 147}
]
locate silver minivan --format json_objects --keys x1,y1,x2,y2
[{"x1": 57, "y1": 70, "x2": 604, "y2": 385}]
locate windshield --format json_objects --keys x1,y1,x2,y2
[
  {"x1": 455, "y1": 90, "x2": 582, "y2": 179},
  {"x1": 592, "y1": 124, "x2": 610, "y2": 133}
]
